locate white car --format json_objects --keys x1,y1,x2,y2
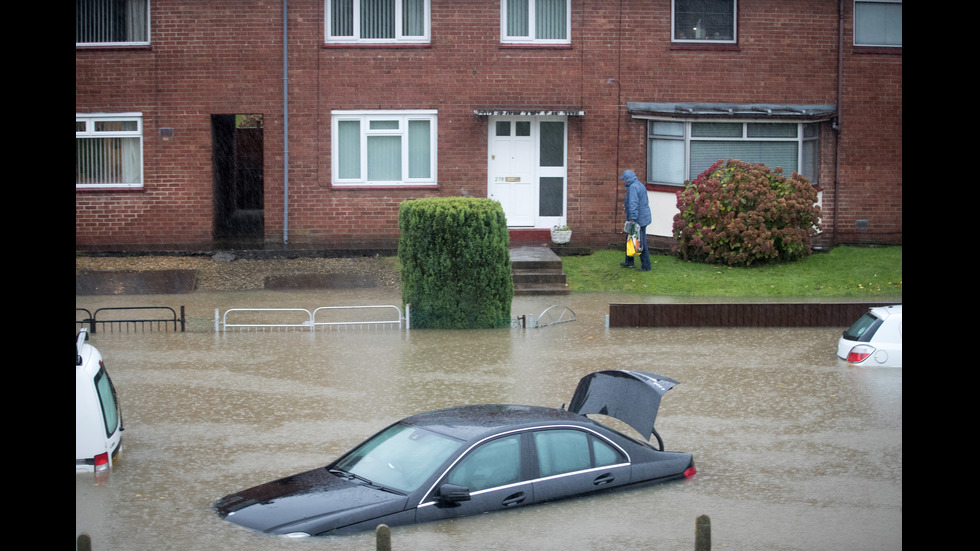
[
  {"x1": 76, "y1": 329, "x2": 124, "y2": 472},
  {"x1": 837, "y1": 304, "x2": 902, "y2": 367}
]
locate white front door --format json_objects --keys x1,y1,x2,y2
[{"x1": 488, "y1": 117, "x2": 566, "y2": 228}]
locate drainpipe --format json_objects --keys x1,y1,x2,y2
[
  {"x1": 282, "y1": 0, "x2": 290, "y2": 245},
  {"x1": 832, "y1": 0, "x2": 844, "y2": 245}
]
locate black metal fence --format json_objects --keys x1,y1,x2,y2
[{"x1": 76, "y1": 306, "x2": 186, "y2": 333}]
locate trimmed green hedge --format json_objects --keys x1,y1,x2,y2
[{"x1": 398, "y1": 197, "x2": 513, "y2": 329}]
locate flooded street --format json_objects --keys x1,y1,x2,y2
[{"x1": 76, "y1": 288, "x2": 902, "y2": 550}]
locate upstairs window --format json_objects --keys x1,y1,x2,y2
[
  {"x1": 672, "y1": 0, "x2": 736, "y2": 43},
  {"x1": 502, "y1": 0, "x2": 571, "y2": 45},
  {"x1": 327, "y1": 0, "x2": 430, "y2": 44},
  {"x1": 854, "y1": 0, "x2": 902, "y2": 47},
  {"x1": 647, "y1": 120, "x2": 819, "y2": 186},
  {"x1": 76, "y1": 113, "x2": 144, "y2": 189},
  {"x1": 76, "y1": 0, "x2": 149, "y2": 46},
  {"x1": 332, "y1": 111, "x2": 437, "y2": 186}
]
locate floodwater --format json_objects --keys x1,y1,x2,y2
[{"x1": 76, "y1": 287, "x2": 902, "y2": 551}]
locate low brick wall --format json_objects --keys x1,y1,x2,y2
[{"x1": 608, "y1": 302, "x2": 898, "y2": 328}]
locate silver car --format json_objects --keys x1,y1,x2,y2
[{"x1": 837, "y1": 304, "x2": 902, "y2": 367}]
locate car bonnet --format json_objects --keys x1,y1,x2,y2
[
  {"x1": 214, "y1": 467, "x2": 409, "y2": 535},
  {"x1": 567, "y1": 370, "x2": 678, "y2": 441}
]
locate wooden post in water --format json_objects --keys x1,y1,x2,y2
[
  {"x1": 376, "y1": 524, "x2": 391, "y2": 551},
  {"x1": 695, "y1": 514, "x2": 711, "y2": 551}
]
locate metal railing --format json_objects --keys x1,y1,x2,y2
[
  {"x1": 218, "y1": 304, "x2": 409, "y2": 332},
  {"x1": 76, "y1": 306, "x2": 186, "y2": 333}
]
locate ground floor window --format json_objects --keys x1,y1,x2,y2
[
  {"x1": 646, "y1": 120, "x2": 819, "y2": 186},
  {"x1": 331, "y1": 110, "x2": 437, "y2": 186},
  {"x1": 76, "y1": 113, "x2": 143, "y2": 188}
]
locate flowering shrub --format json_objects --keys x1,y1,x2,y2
[{"x1": 672, "y1": 159, "x2": 821, "y2": 266}]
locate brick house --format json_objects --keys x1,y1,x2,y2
[{"x1": 76, "y1": 0, "x2": 902, "y2": 251}]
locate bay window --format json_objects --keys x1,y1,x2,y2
[
  {"x1": 327, "y1": 0, "x2": 430, "y2": 44},
  {"x1": 332, "y1": 111, "x2": 437, "y2": 186},
  {"x1": 502, "y1": 0, "x2": 571, "y2": 45},
  {"x1": 647, "y1": 120, "x2": 819, "y2": 186},
  {"x1": 76, "y1": 113, "x2": 143, "y2": 189}
]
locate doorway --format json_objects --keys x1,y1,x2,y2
[
  {"x1": 212, "y1": 114, "x2": 264, "y2": 243},
  {"x1": 487, "y1": 116, "x2": 567, "y2": 228}
]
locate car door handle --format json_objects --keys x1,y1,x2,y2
[
  {"x1": 501, "y1": 492, "x2": 527, "y2": 507},
  {"x1": 593, "y1": 473, "x2": 615, "y2": 486}
]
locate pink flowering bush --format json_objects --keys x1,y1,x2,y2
[{"x1": 672, "y1": 159, "x2": 821, "y2": 266}]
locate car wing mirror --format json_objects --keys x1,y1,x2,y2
[{"x1": 438, "y1": 483, "x2": 471, "y2": 504}]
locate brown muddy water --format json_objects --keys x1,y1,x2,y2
[{"x1": 76, "y1": 288, "x2": 902, "y2": 550}]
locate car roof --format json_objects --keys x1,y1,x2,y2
[{"x1": 400, "y1": 404, "x2": 587, "y2": 442}]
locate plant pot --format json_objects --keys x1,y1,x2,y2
[{"x1": 551, "y1": 230, "x2": 572, "y2": 244}]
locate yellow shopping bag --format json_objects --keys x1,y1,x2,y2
[{"x1": 626, "y1": 225, "x2": 641, "y2": 257}]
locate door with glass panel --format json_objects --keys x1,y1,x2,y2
[{"x1": 488, "y1": 117, "x2": 566, "y2": 228}]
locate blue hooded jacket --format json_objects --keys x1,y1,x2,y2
[{"x1": 622, "y1": 170, "x2": 652, "y2": 227}]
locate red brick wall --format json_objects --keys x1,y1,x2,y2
[{"x1": 76, "y1": 0, "x2": 901, "y2": 249}]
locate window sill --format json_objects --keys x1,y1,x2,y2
[
  {"x1": 500, "y1": 43, "x2": 573, "y2": 50},
  {"x1": 669, "y1": 42, "x2": 739, "y2": 52},
  {"x1": 852, "y1": 45, "x2": 902, "y2": 55},
  {"x1": 644, "y1": 183, "x2": 684, "y2": 193},
  {"x1": 331, "y1": 184, "x2": 438, "y2": 190},
  {"x1": 76, "y1": 44, "x2": 152, "y2": 51},
  {"x1": 322, "y1": 42, "x2": 431, "y2": 49},
  {"x1": 76, "y1": 186, "x2": 145, "y2": 192}
]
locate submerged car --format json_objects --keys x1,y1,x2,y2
[
  {"x1": 214, "y1": 370, "x2": 695, "y2": 537},
  {"x1": 76, "y1": 329, "x2": 124, "y2": 472},
  {"x1": 837, "y1": 304, "x2": 902, "y2": 367}
]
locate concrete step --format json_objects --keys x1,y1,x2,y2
[{"x1": 510, "y1": 246, "x2": 569, "y2": 295}]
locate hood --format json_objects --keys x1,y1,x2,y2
[
  {"x1": 621, "y1": 169, "x2": 640, "y2": 188},
  {"x1": 214, "y1": 467, "x2": 408, "y2": 536},
  {"x1": 567, "y1": 370, "x2": 678, "y2": 443}
]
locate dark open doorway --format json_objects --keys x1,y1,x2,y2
[{"x1": 212, "y1": 114, "x2": 264, "y2": 244}]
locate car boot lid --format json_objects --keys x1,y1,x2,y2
[{"x1": 567, "y1": 370, "x2": 678, "y2": 442}]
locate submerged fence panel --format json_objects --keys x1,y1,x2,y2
[{"x1": 76, "y1": 306, "x2": 185, "y2": 333}]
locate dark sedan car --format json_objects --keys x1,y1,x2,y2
[{"x1": 214, "y1": 370, "x2": 696, "y2": 537}]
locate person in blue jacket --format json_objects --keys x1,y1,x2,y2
[{"x1": 621, "y1": 169, "x2": 652, "y2": 271}]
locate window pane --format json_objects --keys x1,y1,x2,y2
[
  {"x1": 855, "y1": 1, "x2": 902, "y2": 46},
  {"x1": 496, "y1": 121, "x2": 511, "y2": 136},
  {"x1": 674, "y1": 0, "x2": 735, "y2": 40},
  {"x1": 650, "y1": 138, "x2": 685, "y2": 184},
  {"x1": 95, "y1": 120, "x2": 139, "y2": 132},
  {"x1": 402, "y1": 0, "x2": 425, "y2": 36},
  {"x1": 747, "y1": 123, "x2": 796, "y2": 138},
  {"x1": 408, "y1": 120, "x2": 431, "y2": 178},
  {"x1": 540, "y1": 121, "x2": 564, "y2": 167},
  {"x1": 651, "y1": 121, "x2": 684, "y2": 137},
  {"x1": 535, "y1": 430, "x2": 591, "y2": 477},
  {"x1": 76, "y1": 137, "x2": 142, "y2": 185},
  {"x1": 592, "y1": 437, "x2": 621, "y2": 467},
  {"x1": 539, "y1": 177, "x2": 564, "y2": 216},
  {"x1": 507, "y1": 0, "x2": 530, "y2": 37},
  {"x1": 337, "y1": 120, "x2": 361, "y2": 179},
  {"x1": 536, "y1": 0, "x2": 567, "y2": 40},
  {"x1": 361, "y1": 0, "x2": 395, "y2": 39},
  {"x1": 516, "y1": 121, "x2": 531, "y2": 137},
  {"x1": 690, "y1": 140, "x2": 797, "y2": 180},
  {"x1": 76, "y1": 0, "x2": 148, "y2": 44},
  {"x1": 367, "y1": 135, "x2": 402, "y2": 180},
  {"x1": 370, "y1": 120, "x2": 399, "y2": 130},
  {"x1": 692, "y1": 122, "x2": 741, "y2": 138},
  {"x1": 331, "y1": 0, "x2": 354, "y2": 36},
  {"x1": 447, "y1": 436, "x2": 521, "y2": 492}
]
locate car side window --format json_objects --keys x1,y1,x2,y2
[
  {"x1": 534, "y1": 429, "x2": 625, "y2": 477},
  {"x1": 446, "y1": 435, "x2": 521, "y2": 492}
]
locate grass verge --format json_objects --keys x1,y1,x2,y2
[{"x1": 560, "y1": 246, "x2": 902, "y2": 298}]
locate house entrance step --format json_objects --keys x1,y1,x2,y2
[{"x1": 510, "y1": 246, "x2": 569, "y2": 295}]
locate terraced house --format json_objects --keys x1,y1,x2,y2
[{"x1": 76, "y1": 0, "x2": 902, "y2": 251}]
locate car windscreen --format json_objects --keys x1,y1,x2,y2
[
  {"x1": 842, "y1": 312, "x2": 881, "y2": 342},
  {"x1": 334, "y1": 424, "x2": 462, "y2": 494}
]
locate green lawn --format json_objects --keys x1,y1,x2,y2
[{"x1": 560, "y1": 246, "x2": 902, "y2": 297}]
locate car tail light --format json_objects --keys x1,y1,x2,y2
[
  {"x1": 94, "y1": 452, "x2": 110, "y2": 471},
  {"x1": 846, "y1": 344, "x2": 874, "y2": 363},
  {"x1": 683, "y1": 466, "x2": 697, "y2": 478}
]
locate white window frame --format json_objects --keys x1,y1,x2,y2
[
  {"x1": 325, "y1": 0, "x2": 430, "y2": 45},
  {"x1": 76, "y1": 113, "x2": 144, "y2": 189},
  {"x1": 671, "y1": 0, "x2": 737, "y2": 44},
  {"x1": 853, "y1": 0, "x2": 902, "y2": 47},
  {"x1": 501, "y1": 0, "x2": 572, "y2": 45},
  {"x1": 331, "y1": 110, "x2": 438, "y2": 187},
  {"x1": 76, "y1": 0, "x2": 151, "y2": 47},
  {"x1": 644, "y1": 119, "x2": 819, "y2": 186}
]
